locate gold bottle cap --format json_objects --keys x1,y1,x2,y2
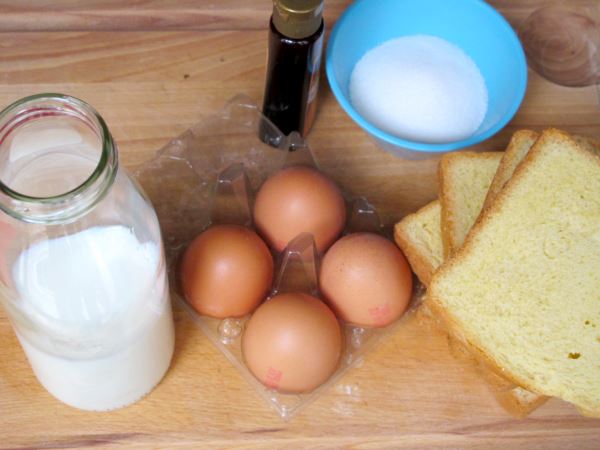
[{"x1": 272, "y1": 0, "x2": 324, "y2": 39}]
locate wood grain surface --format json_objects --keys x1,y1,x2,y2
[
  {"x1": 0, "y1": 0, "x2": 351, "y2": 31},
  {"x1": 1, "y1": 1, "x2": 600, "y2": 449},
  {"x1": 0, "y1": 0, "x2": 597, "y2": 31}
]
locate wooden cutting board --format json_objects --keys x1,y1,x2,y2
[{"x1": 0, "y1": 1, "x2": 599, "y2": 448}]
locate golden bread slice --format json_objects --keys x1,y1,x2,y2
[
  {"x1": 427, "y1": 128, "x2": 600, "y2": 417},
  {"x1": 394, "y1": 148, "x2": 547, "y2": 417},
  {"x1": 483, "y1": 130, "x2": 539, "y2": 209},
  {"x1": 393, "y1": 200, "x2": 443, "y2": 285},
  {"x1": 417, "y1": 299, "x2": 547, "y2": 417},
  {"x1": 397, "y1": 134, "x2": 596, "y2": 416},
  {"x1": 484, "y1": 131, "x2": 600, "y2": 210},
  {"x1": 438, "y1": 152, "x2": 502, "y2": 258},
  {"x1": 483, "y1": 130, "x2": 600, "y2": 212},
  {"x1": 573, "y1": 134, "x2": 600, "y2": 156},
  {"x1": 443, "y1": 319, "x2": 548, "y2": 416}
]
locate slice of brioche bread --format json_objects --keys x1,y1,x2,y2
[
  {"x1": 436, "y1": 140, "x2": 547, "y2": 416},
  {"x1": 427, "y1": 128, "x2": 600, "y2": 417},
  {"x1": 394, "y1": 150, "x2": 547, "y2": 417},
  {"x1": 441, "y1": 136, "x2": 547, "y2": 416},
  {"x1": 483, "y1": 130, "x2": 539, "y2": 210},
  {"x1": 573, "y1": 134, "x2": 600, "y2": 157},
  {"x1": 418, "y1": 299, "x2": 547, "y2": 417},
  {"x1": 438, "y1": 152, "x2": 502, "y2": 258},
  {"x1": 444, "y1": 323, "x2": 548, "y2": 417},
  {"x1": 393, "y1": 200, "x2": 443, "y2": 285},
  {"x1": 484, "y1": 131, "x2": 600, "y2": 210}
]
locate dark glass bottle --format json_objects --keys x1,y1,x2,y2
[{"x1": 260, "y1": 0, "x2": 324, "y2": 145}]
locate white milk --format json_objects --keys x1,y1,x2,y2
[{"x1": 12, "y1": 225, "x2": 175, "y2": 411}]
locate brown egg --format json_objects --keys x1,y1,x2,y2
[
  {"x1": 242, "y1": 292, "x2": 342, "y2": 393},
  {"x1": 319, "y1": 233, "x2": 413, "y2": 327},
  {"x1": 253, "y1": 166, "x2": 346, "y2": 253},
  {"x1": 180, "y1": 224, "x2": 274, "y2": 318}
]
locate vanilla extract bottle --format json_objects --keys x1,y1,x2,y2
[{"x1": 260, "y1": 0, "x2": 324, "y2": 145}]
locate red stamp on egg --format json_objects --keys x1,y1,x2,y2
[
  {"x1": 265, "y1": 366, "x2": 282, "y2": 389},
  {"x1": 368, "y1": 303, "x2": 391, "y2": 326}
]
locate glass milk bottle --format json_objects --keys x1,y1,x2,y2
[{"x1": 0, "y1": 94, "x2": 175, "y2": 411}]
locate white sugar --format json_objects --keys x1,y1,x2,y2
[{"x1": 349, "y1": 35, "x2": 488, "y2": 144}]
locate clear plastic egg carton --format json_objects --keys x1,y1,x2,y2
[{"x1": 133, "y1": 95, "x2": 422, "y2": 419}]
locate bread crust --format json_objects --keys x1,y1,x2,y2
[
  {"x1": 421, "y1": 299, "x2": 548, "y2": 417},
  {"x1": 394, "y1": 200, "x2": 441, "y2": 286},
  {"x1": 439, "y1": 151, "x2": 502, "y2": 258},
  {"x1": 428, "y1": 128, "x2": 600, "y2": 416},
  {"x1": 483, "y1": 130, "x2": 600, "y2": 212},
  {"x1": 426, "y1": 295, "x2": 549, "y2": 410},
  {"x1": 483, "y1": 130, "x2": 539, "y2": 210},
  {"x1": 446, "y1": 329, "x2": 548, "y2": 417},
  {"x1": 397, "y1": 145, "x2": 549, "y2": 416},
  {"x1": 577, "y1": 405, "x2": 600, "y2": 418}
]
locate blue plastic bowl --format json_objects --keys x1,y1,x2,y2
[{"x1": 326, "y1": 0, "x2": 527, "y2": 159}]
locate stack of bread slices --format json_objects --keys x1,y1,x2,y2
[{"x1": 394, "y1": 129, "x2": 600, "y2": 417}]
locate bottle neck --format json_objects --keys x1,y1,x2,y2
[{"x1": 0, "y1": 94, "x2": 118, "y2": 224}]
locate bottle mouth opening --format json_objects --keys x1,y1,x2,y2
[{"x1": 0, "y1": 94, "x2": 118, "y2": 224}]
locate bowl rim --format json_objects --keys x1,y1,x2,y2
[{"x1": 325, "y1": 0, "x2": 528, "y2": 153}]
